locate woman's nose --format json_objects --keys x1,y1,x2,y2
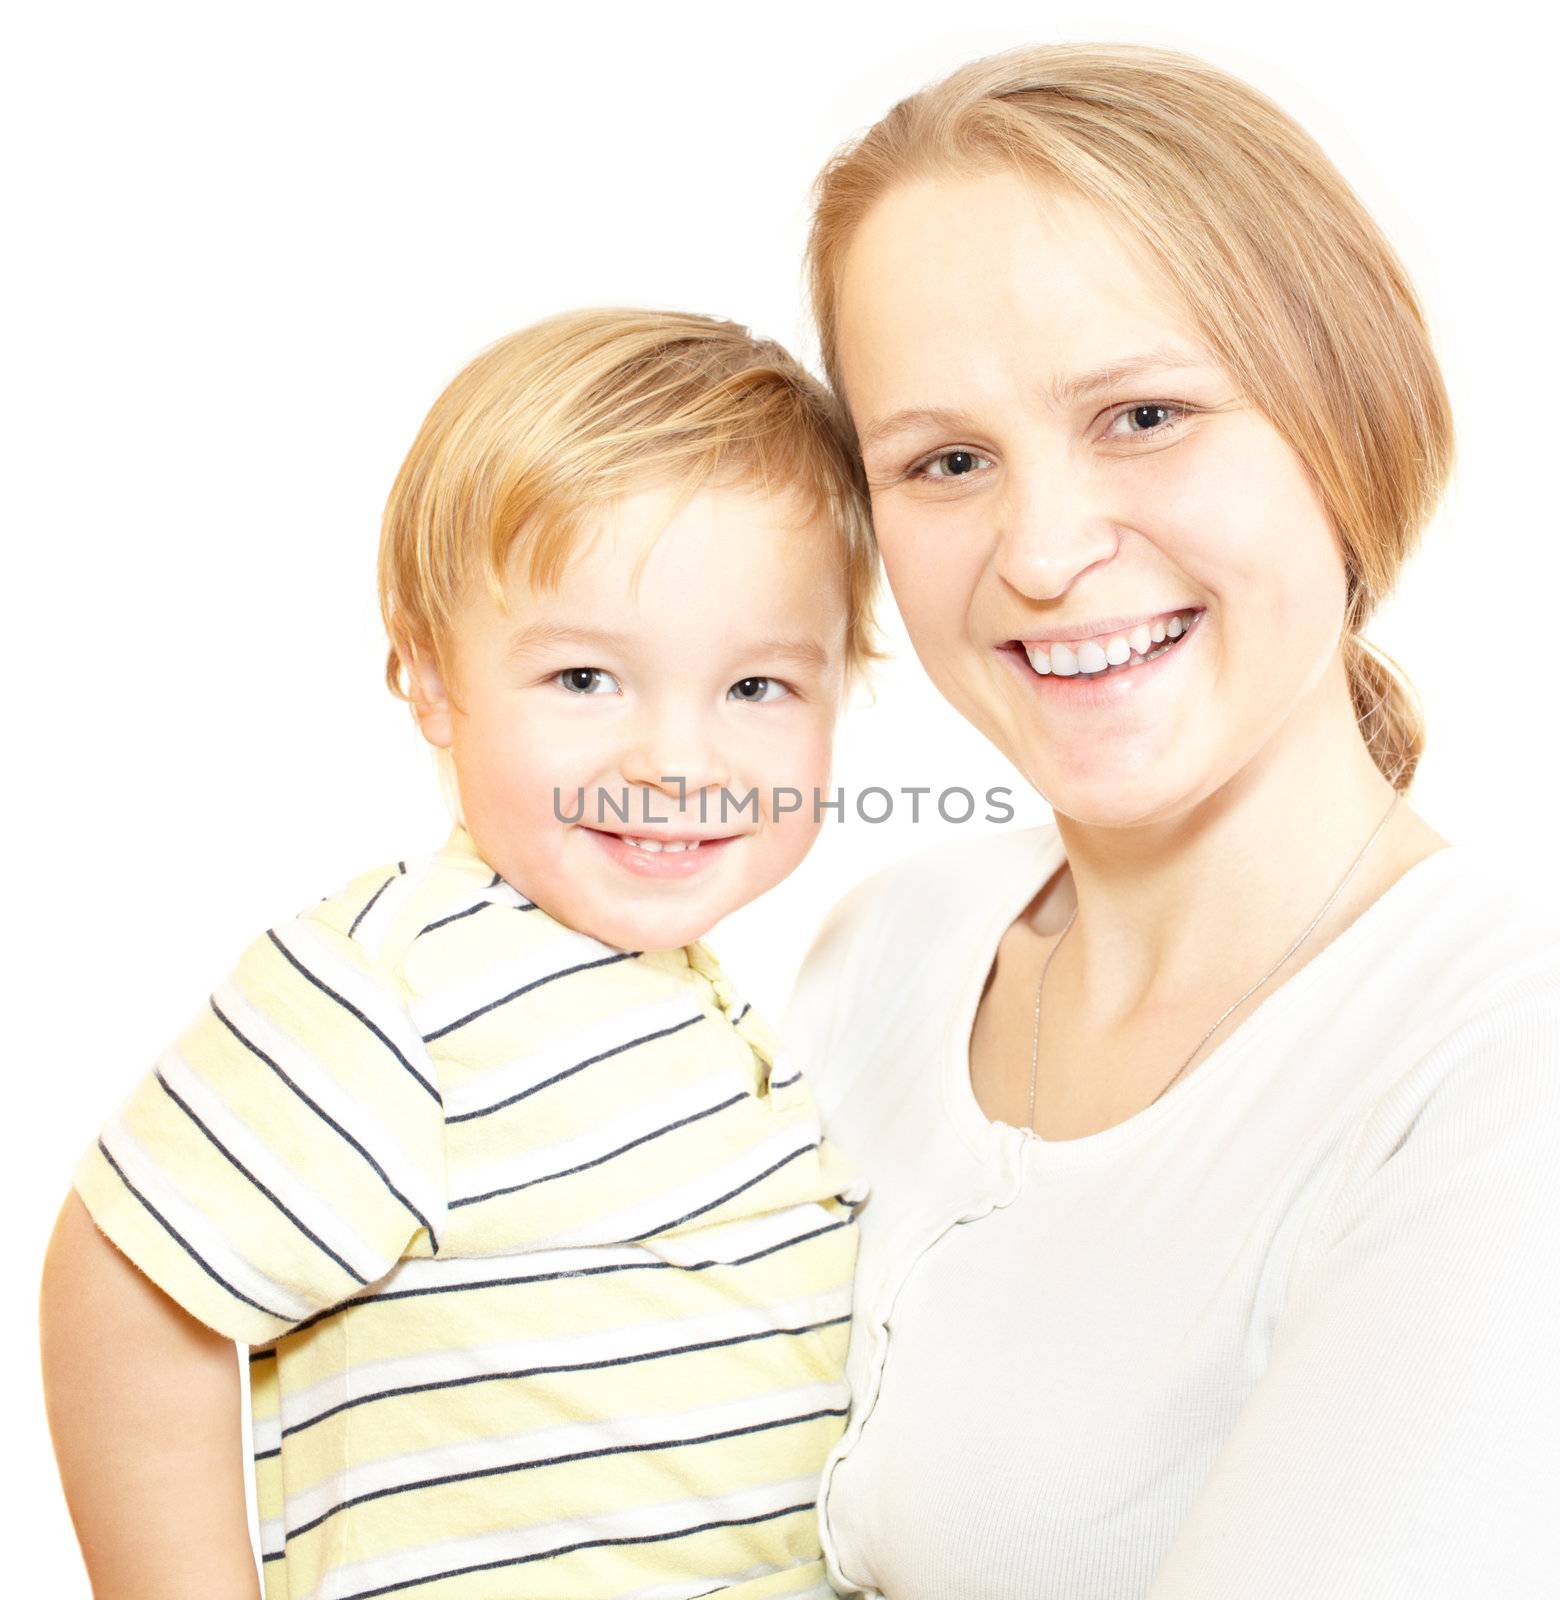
[{"x1": 992, "y1": 463, "x2": 1121, "y2": 600}]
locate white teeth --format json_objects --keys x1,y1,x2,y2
[
  {"x1": 623, "y1": 836, "x2": 701, "y2": 853},
  {"x1": 1021, "y1": 610, "x2": 1198, "y2": 681},
  {"x1": 632, "y1": 837, "x2": 663, "y2": 852}
]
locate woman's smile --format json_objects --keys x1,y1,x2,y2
[
  {"x1": 1015, "y1": 605, "x2": 1204, "y2": 676},
  {"x1": 997, "y1": 606, "x2": 1204, "y2": 713}
]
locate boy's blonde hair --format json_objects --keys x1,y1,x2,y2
[{"x1": 379, "y1": 307, "x2": 882, "y2": 700}]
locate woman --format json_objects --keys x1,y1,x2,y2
[{"x1": 785, "y1": 43, "x2": 1560, "y2": 1599}]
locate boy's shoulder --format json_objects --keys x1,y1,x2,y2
[{"x1": 298, "y1": 825, "x2": 570, "y2": 981}]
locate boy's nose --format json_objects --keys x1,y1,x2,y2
[{"x1": 621, "y1": 722, "x2": 733, "y2": 809}]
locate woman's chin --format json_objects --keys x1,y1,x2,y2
[{"x1": 1028, "y1": 765, "x2": 1213, "y2": 831}]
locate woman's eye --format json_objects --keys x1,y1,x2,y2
[
  {"x1": 912, "y1": 447, "x2": 994, "y2": 481},
  {"x1": 1105, "y1": 402, "x2": 1190, "y2": 441},
  {"x1": 728, "y1": 676, "x2": 789, "y2": 703},
  {"x1": 556, "y1": 666, "x2": 620, "y2": 695}
]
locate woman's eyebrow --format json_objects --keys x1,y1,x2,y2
[
  {"x1": 859, "y1": 347, "x2": 1218, "y2": 453},
  {"x1": 858, "y1": 407, "x2": 979, "y2": 455},
  {"x1": 1047, "y1": 347, "x2": 1216, "y2": 407}
]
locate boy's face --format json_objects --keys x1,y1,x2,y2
[{"x1": 411, "y1": 480, "x2": 849, "y2": 951}]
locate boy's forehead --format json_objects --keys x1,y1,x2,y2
[
  {"x1": 580, "y1": 477, "x2": 827, "y2": 557},
  {"x1": 504, "y1": 480, "x2": 847, "y2": 634},
  {"x1": 464, "y1": 492, "x2": 844, "y2": 681}
]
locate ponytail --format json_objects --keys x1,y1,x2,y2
[{"x1": 1343, "y1": 632, "x2": 1424, "y2": 792}]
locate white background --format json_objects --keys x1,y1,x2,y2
[{"x1": 7, "y1": 1, "x2": 1557, "y2": 1584}]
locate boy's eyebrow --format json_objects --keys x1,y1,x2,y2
[
  {"x1": 505, "y1": 623, "x2": 832, "y2": 671},
  {"x1": 752, "y1": 636, "x2": 832, "y2": 671},
  {"x1": 505, "y1": 623, "x2": 632, "y2": 660}
]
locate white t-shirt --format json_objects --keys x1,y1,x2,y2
[{"x1": 782, "y1": 824, "x2": 1560, "y2": 1600}]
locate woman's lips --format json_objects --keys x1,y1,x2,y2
[
  {"x1": 1001, "y1": 608, "x2": 1203, "y2": 706},
  {"x1": 581, "y1": 827, "x2": 740, "y2": 878},
  {"x1": 1020, "y1": 607, "x2": 1203, "y2": 672}
]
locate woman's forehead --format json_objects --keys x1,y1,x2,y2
[{"x1": 835, "y1": 169, "x2": 1209, "y2": 426}]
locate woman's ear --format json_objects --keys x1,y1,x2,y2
[{"x1": 402, "y1": 641, "x2": 456, "y2": 750}]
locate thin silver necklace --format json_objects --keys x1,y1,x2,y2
[{"x1": 1025, "y1": 791, "x2": 1402, "y2": 1132}]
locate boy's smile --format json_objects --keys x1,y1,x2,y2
[
  {"x1": 409, "y1": 479, "x2": 848, "y2": 950},
  {"x1": 582, "y1": 827, "x2": 742, "y2": 879}
]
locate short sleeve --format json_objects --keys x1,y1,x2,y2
[{"x1": 74, "y1": 911, "x2": 448, "y2": 1345}]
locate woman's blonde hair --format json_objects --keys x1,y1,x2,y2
[
  {"x1": 379, "y1": 307, "x2": 882, "y2": 699},
  {"x1": 807, "y1": 43, "x2": 1453, "y2": 791}
]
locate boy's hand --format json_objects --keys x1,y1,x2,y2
[{"x1": 40, "y1": 1192, "x2": 262, "y2": 1600}]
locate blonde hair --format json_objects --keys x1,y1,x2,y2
[
  {"x1": 808, "y1": 43, "x2": 1453, "y2": 791},
  {"x1": 379, "y1": 307, "x2": 882, "y2": 700}
]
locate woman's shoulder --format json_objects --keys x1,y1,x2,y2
[
  {"x1": 1311, "y1": 836, "x2": 1560, "y2": 1178},
  {"x1": 1284, "y1": 837, "x2": 1560, "y2": 1120},
  {"x1": 1371, "y1": 836, "x2": 1560, "y2": 1010},
  {"x1": 1429, "y1": 838, "x2": 1560, "y2": 1049},
  {"x1": 1292, "y1": 839, "x2": 1560, "y2": 1295}
]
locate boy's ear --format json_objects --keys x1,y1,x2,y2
[{"x1": 403, "y1": 642, "x2": 455, "y2": 750}]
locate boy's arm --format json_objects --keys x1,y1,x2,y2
[{"x1": 41, "y1": 1192, "x2": 261, "y2": 1600}]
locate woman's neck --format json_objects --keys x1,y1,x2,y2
[{"x1": 1046, "y1": 658, "x2": 1445, "y2": 1027}]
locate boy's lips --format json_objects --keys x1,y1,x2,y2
[{"x1": 580, "y1": 826, "x2": 742, "y2": 879}]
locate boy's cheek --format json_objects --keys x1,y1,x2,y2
[
  {"x1": 793, "y1": 722, "x2": 843, "y2": 814},
  {"x1": 738, "y1": 705, "x2": 839, "y2": 783},
  {"x1": 488, "y1": 713, "x2": 616, "y2": 793}
]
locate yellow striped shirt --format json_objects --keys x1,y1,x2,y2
[{"x1": 75, "y1": 825, "x2": 862, "y2": 1600}]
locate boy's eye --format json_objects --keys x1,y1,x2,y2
[
  {"x1": 728, "y1": 676, "x2": 789, "y2": 703},
  {"x1": 557, "y1": 667, "x2": 620, "y2": 695}
]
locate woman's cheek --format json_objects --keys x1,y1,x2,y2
[{"x1": 875, "y1": 493, "x2": 986, "y2": 637}]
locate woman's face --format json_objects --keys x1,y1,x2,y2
[{"x1": 835, "y1": 168, "x2": 1352, "y2": 826}]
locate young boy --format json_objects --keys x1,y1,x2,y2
[{"x1": 41, "y1": 308, "x2": 879, "y2": 1600}]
